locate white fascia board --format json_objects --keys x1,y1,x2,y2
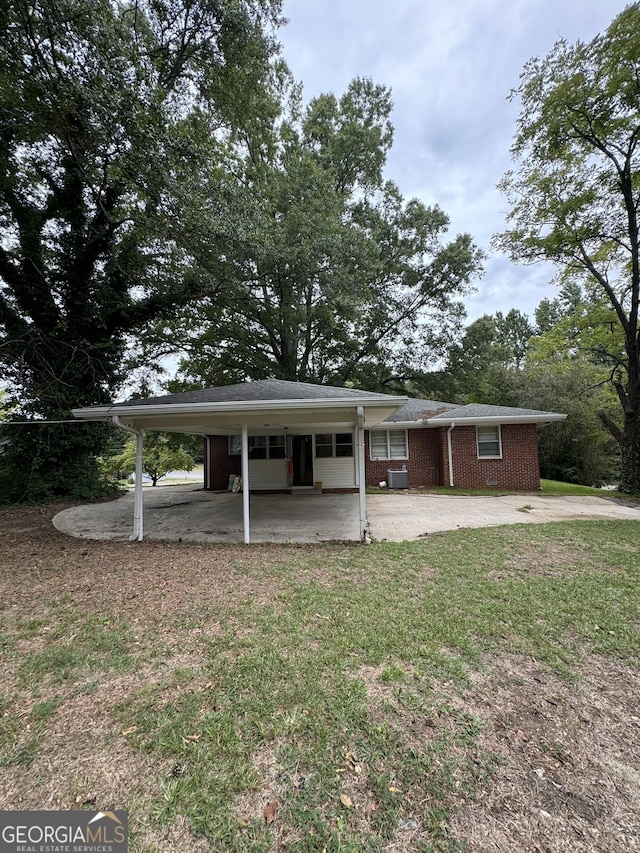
[
  {"x1": 369, "y1": 420, "x2": 426, "y2": 430},
  {"x1": 427, "y1": 413, "x2": 567, "y2": 426},
  {"x1": 72, "y1": 395, "x2": 407, "y2": 420},
  {"x1": 71, "y1": 406, "x2": 113, "y2": 418}
]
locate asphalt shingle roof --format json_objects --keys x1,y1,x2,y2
[
  {"x1": 112, "y1": 381, "x2": 563, "y2": 423},
  {"x1": 428, "y1": 403, "x2": 562, "y2": 420},
  {"x1": 116, "y1": 379, "x2": 402, "y2": 407},
  {"x1": 382, "y1": 398, "x2": 456, "y2": 423}
]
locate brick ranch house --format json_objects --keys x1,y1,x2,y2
[
  {"x1": 195, "y1": 381, "x2": 565, "y2": 492},
  {"x1": 73, "y1": 379, "x2": 565, "y2": 543}
]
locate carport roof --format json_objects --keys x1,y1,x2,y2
[
  {"x1": 71, "y1": 379, "x2": 407, "y2": 434},
  {"x1": 112, "y1": 379, "x2": 398, "y2": 406}
]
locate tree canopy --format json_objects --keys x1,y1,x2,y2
[
  {"x1": 102, "y1": 432, "x2": 195, "y2": 487},
  {"x1": 0, "y1": 0, "x2": 281, "y2": 499},
  {"x1": 158, "y1": 76, "x2": 483, "y2": 392},
  {"x1": 495, "y1": 3, "x2": 640, "y2": 494}
]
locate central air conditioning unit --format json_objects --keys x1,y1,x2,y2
[{"x1": 387, "y1": 469, "x2": 409, "y2": 489}]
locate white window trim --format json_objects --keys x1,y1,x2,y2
[
  {"x1": 369, "y1": 428, "x2": 409, "y2": 461},
  {"x1": 314, "y1": 432, "x2": 354, "y2": 458},
  {"x1": 476, "y1": 425, "x2": 502, "y2": 459},
  {"x1": 228, "y1": 434, "x2": 285, "y2": 459}
]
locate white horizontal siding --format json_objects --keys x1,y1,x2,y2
[
  {"x1": 313, "y1": 456, "x2": 356, "y2": 488},
  {"x1": 248, "y1": 459, "x2": 288, "y2": 489}
]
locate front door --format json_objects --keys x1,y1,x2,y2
[{"x1": 292, "y1": 435, "x2": 313, "y2": 486}]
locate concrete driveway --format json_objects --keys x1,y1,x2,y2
[{"x1": 52, "y1": 486, "x2": 640, "y2": 544}]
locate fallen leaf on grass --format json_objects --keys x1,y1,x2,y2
[
  {"x1": 182, "y1": 734, "x2": 201, "y2": 745},
  {"x1": 121, "y1": 725, "x2": 139, "y2": 736},
  {"x1": 388, "y1": 786, "x2": 402, "y2": 794},
  {"x1": 264, "y1": 801, "x2": 278, "y2": 824},
  {"x1": 340, "y1": 794, "x2": 353, "y2": 808}
]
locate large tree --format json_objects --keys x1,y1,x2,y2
[
  {"x1": 0, "y1": 0, "x2": 281, "y2": 499},
  {"x1": 160, "y1": 76, "x2": 482, "y2": 392},
  {"x1": 495, "y1": 4, "x2": 640, "y2": 494}
]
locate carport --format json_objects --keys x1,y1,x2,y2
[
  {"x1": 53, "y1": 485, "x2": 640, "y2": 544},
  {"x1": 72, "y1": 381, "x2": 406, "y2": 544}
]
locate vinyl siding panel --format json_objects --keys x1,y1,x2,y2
[
  {"x1": 248, "y1": 459, "x2": 288, "y2": 489},
  {"x1": 313, "y1": 456, "x2": 357, "y2": 488}
]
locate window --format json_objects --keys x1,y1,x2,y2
[
  {"x1": 228, "y1": 435, "x2": 286, "y2": 459},
  {"x1": 314, "y1": 433, "x2": 353, "y2": 458},
  {"x1": 268, "y1": 435, "x2": 286, "y2": 459},
  {"x1": 315, "y1": 434, "x2": 333, "y2": 458},
  {"x1": 477, "y1": 425, "x2": 502, "y2": 458},
  {"x1": 335, "y1": 433, "x2": 354, "y2": 457},
  {"x1": 369, "y1": 429, "x2": 408, "y2": 460},
  {"x1": 248, "y1": 436, "x2": 267, "y2": 459}
]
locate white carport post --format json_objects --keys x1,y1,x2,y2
[
  {"x1": 357, "y1": 406, "x2": 367, "y2": 542},
  {"x1": 241, "y1": 423, "x2": 250, "y2": 544},
  {"x1": 112, "y1": 416, "x2": 144, "y2": 542}
]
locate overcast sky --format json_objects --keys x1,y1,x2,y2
[{"x1": 278, "y1": 0, "x2": 624, "y2": 324}]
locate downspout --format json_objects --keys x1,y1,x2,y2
[
  {"x1": 112, "y1": 416, "x2": 144, "y2": 542},
  {"x1": 357, "y1": 406, "x2": 368, "y2": 542},
  {"x1": 447, "y1": 422, "x2": 455, "y2": 488},
  {"x1": 241, "y1": 423, "x2": 250, "y2": 544}
]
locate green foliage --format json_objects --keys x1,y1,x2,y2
[
  {"x1": 0, "y1": 421, "x2": 118, "y2": 504},
  {"x1": 102, "y1": 432, "x2": 195, "y2": 486},
  {"x1": 495, "y1": 4, "x2": 640, "y2": 494},
  {"x1": 518, "y1": 359, "x2": 619, "y2": 486},
  {"x1": 158, "y1": 75, "x2": 483, "y2": 390},
  {"x1": 0, "y1": 0, "x2": 282, "y2": 499},
  {"x1": 418, "y1": 310, "x2": 532, "y2": 405}
]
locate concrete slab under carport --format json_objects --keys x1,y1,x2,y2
[
  {"x1": 53, "y1": 486, "x2": 362, "y2": 543},
  {"x1": 52, "y1": 485, "x2": 640, "y2": 545}
]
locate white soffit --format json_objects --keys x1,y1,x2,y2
[{"x1": 72, "y1": 401, "x2": 403, "y2": 433}]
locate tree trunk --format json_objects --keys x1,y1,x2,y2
[{"x1": 619, "y1": 419, "x2": 640, "y2": 495}]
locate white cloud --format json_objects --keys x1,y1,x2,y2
[{"x1": 279, "y1": 0, "x2": 623, "y2": 321}]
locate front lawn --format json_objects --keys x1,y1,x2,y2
[
  {"x1": 368, "y1": 478, "x2": 640, "y2": 502},
  {"x1": 1, "y1": 505, "x2": 638, "y2": 852}
]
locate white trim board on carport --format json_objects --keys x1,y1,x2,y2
[{"x1": 72, "y1": 382, "x2": 407, "y2": 544}]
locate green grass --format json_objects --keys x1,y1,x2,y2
[
  {"x1": 112, "y1": 521, "x2": 640, "y2": 850},
  {"x1": 539, "y1": 478, "x2": 637, "y2": 499},
  {"x1": 369, "y1": 478, "x2": 640, "y2": 501},
  {"x1": 17, "y1": 616, "x2": 136, "y2": 689},
  {"x1": 3, "y1": 520, "x2": 640, "y2": 850}
]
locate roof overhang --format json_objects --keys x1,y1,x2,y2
[
  {"x1": 426, "y1": 413, "x2": 568, "y2": 427},
  {"x1": 72, "y1": 395, "x2": 407, "y2": 435},
  {"x1": 369, "y1": 420, "x2": 428, "y2": 430}
]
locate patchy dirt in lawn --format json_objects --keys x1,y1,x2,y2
[
  {"x1": 1, "y1": 503, "x2": 639, "y2": 852},
  {"x1": 448, "y1": 653, "x2": 640, "y2": 852}
]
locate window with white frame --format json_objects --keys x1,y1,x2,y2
[
  {"x1": 314, "y1": 433, "x2": 353, "y2": 458},
  {"x1": 228, "y1": 435, "x2": 285, "y2": 459},
  {"x1": 369, "y1": 429, "x2": 408, "y2": 460},
  {"x1": 476, "y1": 425, "x2": 502, "y2": 458}
]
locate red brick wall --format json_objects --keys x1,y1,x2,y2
[
  {"x1": 437, "y1": 428, "x2": 450, "y2": 486},
  {"x1": 209, "y1": 425, "x2": 541, "y2": 492},
  {"x1": 206, "y1": 435, "x2": 240, "y2": 490},
  {"x1": 364, "y1": 429, "x2": 440, "y2": 487},
  {"x1": 444, "y1": 424, "x2": 541, "y2": 490}
]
